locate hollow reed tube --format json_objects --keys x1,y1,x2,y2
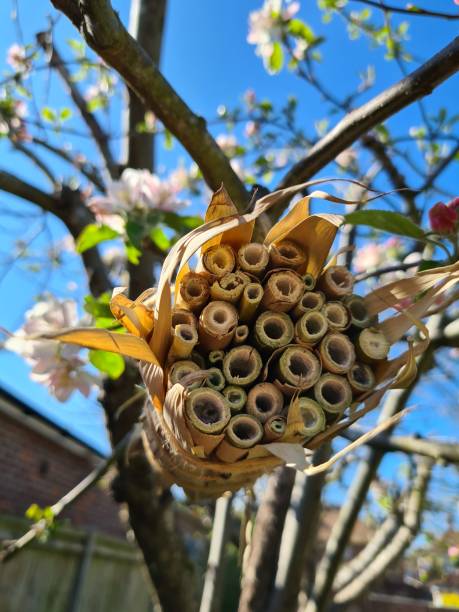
[
  {"x1": 347, "y1": 362, "x2": 376, "y2": 393},
  {"x1": 234, "y1": 325, "x2": 249, "y2": 345},
  {"x1": 208, "y1": 350, "x2": 225, "y2": 365},
  {"x1": 246, "y1": 383, "x2": 284, "y2": 424},
  {"x1": 179, "y1": 272, "x2": 210, "y2": 312},
  {"x1": 356, "y1": 327, "x2": 390, "y2": 362},
  {"x1": 319, "y1": 332, "x2": 356, "y2": 374},
  {"x1": 261, "y1": 270, "x2": 304, "y2": 313},
  {"x1": 295, "y1": 311, "x2": 328, "y2": 345},
  {"x1": 185, "y1": 388, "x2": 231, "y2": 454},
  {"x1": 343, "y1": 295, "x2": 377, "y2": 329},
  {"x1": 322, "y1": 301, "x2": 349, "y2": 331},
  {"x1": 296, "y1": 398, "x2": 326, "y2": 438},
  {"x1": 314, "y1": 373, "x2": 352, "y2": 414},
  {"x1": 171, "y1": 308, "x2": 197, "y2": 330},
  {"x1": 215, "y1": 414, "x2": 264, "y2": 463},
  {"x1": 168, "y1": 360, "x2": 201, "y2": 389},
  {"x1": 318, "y1": 265, "x2": 354, "y2": 299},
  {"x1": 303, "y1": 273, "x2": 316, "y2": 291},
  {"x1": 254, "y1": 311, "x2": 294, "y2": 351},
  {"x1": 239, "y1": 283, "x2": 264, "y2": 322},
  {"x1": 222, "y1": 386, "x2": 247, "y2": 413},
  {"x1": 222, "y1": 345, "x2": 263, "y2": 387},
  {"x1": 237, "y1": 242, "x2": 269, "y2": 276},
  {"x1": 210, "y1": 272, "x2": 248, "y2": 304},
  {"x1": 263, "y1": 416, "x2": 286, "y2": 442},
  {"x1": 169, "y1": 323, "x2": 198, "y2": 360},
  {"x1": 278, "y1": 346, "x2": 321, "y2": 389},
  {"x1": 202, "y1": 244, "x2": 235, "y2": 278},
  {"x1": 292, "y1": 290, "x2": 326, "y2": 320},
  {"x1": 198, "y1": 301, "x2": 238, "y2": 351},
  {"x1": 204, "y1": 367, "x2": 226, "y2": 391},
  {"x1": 269, "y1": 239, "x2": 306, "y2": 272}
]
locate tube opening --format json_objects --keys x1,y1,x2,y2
[
  {"x1": 213, "y1": 309, "x2": 227, "y2": 325},
  {"x1": 322, "y1": 381, "x2": 345, "y2": 405},
  {"x1": 255, "y1": 394, "x2": 274, "y2": 413},
  {"x1": 290, "y1": 354, "x2": 311, "y2": 377},
  {"x1": 279, "y1": 244, "x2": 297, "y2": 259},
  {"x1": 247, "y1": 285, "x2": 261, "y2": 300},
  {"x1": 179, "y1": 327, "x2": 194, "y2": 341},
  {"x1": 270, "y1": 418, "x2": 285, "y2": 434},
  {"x1": 331, "y1": 268, "x2": 351, "y2": 288},
  {"x1": 229, "y1": 356, "x2": 253, "y2": 378},
  {"x1": 328, "y1": 339, "x2": 348, "y2": 365},
  {"x1": 233, "y1": 421, "x2": 257, "y2": 440},
  {"x1": 302, "y1": 293, "x2": 320, "y2": 309},
  {"x1": 306, "y1": 314, "x2": 322, "y2": 335},
  {"x1": 244, "y1": 244, "x2": 263, "y2": 265},
  {"x1": 264, "y1": 319, "x2": 285, "y2": 340},
  {"x1": 188, "y1": 280, "x2": 203, "y2": 297},
  {"x1": 276, "y1": 278, "x2": 292, "y2": 296},
  {"x1": 303, "y1": 408, "x2": 318, "y2": 428},
  {"x1": 350, "y1": 300, "x2": 367, "y2": 321}
]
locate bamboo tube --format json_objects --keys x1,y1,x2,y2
[
  {"x1": 198, "y1": 301, "x2": 238, "y2": 351},
  {"x1": 246, "y1": 383, "x2": 284, "y2": 424},
  {"x1": 191, "y1": 351, "x2": 207, "y2": 370},
  {"x1": 295, "y1": 311, "x2": 328, "y2": 345},
  {"x1": 263, "y1": 415, "x2": 286, "y2": 442},
  {"x1": 180, "y1": 272, "x2": 210, "y2": 312},
  {"x1": 168, "y1": 324, "x2": 198, "y2": 360},
  {"x1": 222, "y1": 345, "x2": 263, "y2": 387},
  {"x1": 356, "y1": 327, "x2": 390, "y2": 362},
  {"x1": 269, "y1": 240, "x2": 306, "y2": 272},
  {"x1": 202, "y1": 244, "x2": 235, "y2": 277},
  {"x1": 303, "y1": 273, "x2": 316, "y2": 291},
  {"x1": 209, "y1": 350, "x2": 225, "y2": 365},
  {"x1": 234, "y1": 325, "x2": 249, "y2": 344},
  {"x1": 319, "y1": 332, "x2": 356, "y2": 374},
  {"x1": 204, "y1": 367, "x2": 226, "y2": 391},
  {"x1": 292, "y1": 290, "x2": 326, "y2": 320},
  {"x1": 347, "y1": 362, "x2": 376, "y2": 394},
  {"x1": 168, "y1": 360, "x2": 202, "y2": 389},
  {"x1": 261, "y1": 270, "x2": 304, "y2": 313},
  {"x1": 171, "y1": 308, "x2": 197, "y2": 329},
  {"x1": 278, "y1": 346, "x2": 321, "y2": 389},
  {"x1": 296, "y1": 398, "x2": 326, "y2": 437},
  {"x1": 239, "y1": 283, "x2": 264, "y2": 322},
  {"x1": 254, "y1": 311, "x2": 294, "y2": 351},
  {"x1": 237, "y1": 242, "x2": 269, "y2": 276},
  {"x1": 185, "y1": 388, "x2": 231, "y2": 455},
  {"x1": 322, "y1": 301, "x2": 349, "y2": 331},
  {"x1": 222, "y1": 386, "x2": 247, "y2": 413},
  {"x1": 318, "y1": 265, "x2": 354, "y2": 299},
  {"x1": 215, "y1": 414, "x2": 264, "y2": 463},
  {"x1": 314, "y1": 373, "x2": 352, "y2": 414},
  {"x1": 343, "y1": 295, "x2": 378, "y2": 329},
  {"x1": 210, "y1": 272, "x2": 248, "y2": 303}
]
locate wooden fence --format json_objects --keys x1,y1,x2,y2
[{"x1": 0, "y1": 514, "x2": 155, "y2": 612}]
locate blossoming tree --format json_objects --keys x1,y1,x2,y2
[{"x1": 0, "y1": 1, "x2": 458, "y2": 611}]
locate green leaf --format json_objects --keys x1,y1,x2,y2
[
  {"x1": 150, "y1": 227, "x2": 171, "y2": 251},
  {"x1": 288, "y1": 19, "x2": 316, "y2": 43},
  {"x1": 89, "y1": 349, "x2": 125, "y2": 379},
  {"x1": 125, "y1": 219, "x2": 145, "y2": 248},
  {"x1": 76, "y1": 224, "x2": 120, "y2": 253},
  {"x1": 417, "y1": 260, "x2": 443, "y2": 272},
  {"x1": 164, "y1": 129, "x2": 174, "y2": 150},
  {"x1": 84, "y1": 293, "x2": 112, "y2": 318},
  {"x1": 125, "y1": 242, "x2": 142, "y2": 264},
  {"x1": 59, "y1": 108, "x2": 72, "y2": 122},
  {"x1": 162, "y1": 212, "x2": 203, "y2": 233},
  {"x1": 268, "y1": 41, "x2": 284, "y2": 74},
  {"x1": 41, "y1": 107, "x2": 57, "y2": 123},
  {"x1": 344, "y1": 210, "x2": 425, "y2": 240}
]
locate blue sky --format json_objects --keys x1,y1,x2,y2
[{"x1": 0, "y1": 0, "x2": 457, "y2": 470}]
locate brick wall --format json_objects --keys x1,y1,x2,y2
[{"x1": 0, "y1": 410, "x2": 125, "y2": 538}]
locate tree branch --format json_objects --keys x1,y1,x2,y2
[
  {"x1": 350, "y1": 0, "x2": 459, "y2": 20},
  {"x1": 0, "y1": 170, "x2": 111, "y2": 295},
  {"x1": 37, "y1": 31, "x2": 118, "y2": 178},
  {"x1": 272, "y1": 36, "x2": 459, "y2": 221},
  {"x1": 238, "y1": 467, "x2": 296, "y2": 612},
  {"x1": 50, "y1": 0, "x2": 249, "y2": 209},
  {"x1": 333, "y1": 456, "x2": 433, "y2": 605}
]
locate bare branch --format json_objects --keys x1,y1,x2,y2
[
  {"x1": 200, "y1": 494, "x2": 233, "y2": 612},
  {"x1": 50, "y1": 0, "x2": 249, "y2": 209},
  {"x1": 355, "y1": 261, "x2": 419, "y2": 283},
  {"x1": 36, "y1": 31, "x2": 118, "y2": 178},
  {"x1": 0, "y1": 170, "x2": 112, "y2": 295},
  {"x1": 272, "y1": 37, "x2": 459, "y2": 221},
  {"x1": 1, "y1": 428, "x2": 135, "y2": 562},
  {"x1": 421, "y1": 142, "x2": 459, "y2": 193},
  {"x1": 350, "y1": 0, "x2": 459, "y2": 20},
  {"x1": 333, "y1": 456, "x2": 434, "y2": 605},
  {"x1": 12, "y1": 142, "x2": 57, "y2": 187}
]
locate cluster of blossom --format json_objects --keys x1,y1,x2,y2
[
  {"x1": 429, "y1": 197, "x2": 459, "y2": 234},
  {"x1": 87, "y1": 167, "x2": 189, "y2": 232},
  {"x1": 0, "y1": 95, "x2": 30, "y2": 142},
  {"x1": 6, "y1": 43, "x2": 31, "y2": 75},
  {"x1": 354, "y1": 237, "x2": 405, "y2": 275},
  {"x1": 5, "y1": 295, "x2": 100, "y2": 402},
  {"x1": 247, "y1": 0, "x2": 301, "y2": 72}
]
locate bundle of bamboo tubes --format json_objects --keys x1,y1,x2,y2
[{"x1": 35, "y1": 181, "x2": 459, "y2": 498}]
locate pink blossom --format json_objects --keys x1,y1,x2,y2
[
  {"x1": 448, "y1": 546, "x2": 459, "y2": 559},
  {"x1": 245, "y1": 121, "x2": 259, "y2": 138},
  {"x1": 216, "y1": 134, "x2": 238, "y2": 157},
  {"x1": 429, "y1": 202, "x2": 458, "y2": 234},
  {"x1": 244, "y1": 89, "x2": 257, "y2": 107},
  {"x1": 354, "y1": 237, "x2": 403, "y2": 274},
  {"x1": 5, "y1": 295, "x2": 100, "y2": 402},
  {"x1": 6, "y1": 43, "x2": 30, "y2": 74}
]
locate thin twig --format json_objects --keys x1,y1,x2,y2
[{"x1": 350, "y1": 0, "x2": 459, "y2": 20}]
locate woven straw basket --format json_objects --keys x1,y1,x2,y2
[{"x1": 40, "y1": 180, "x2": 459, "y2": 498}]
